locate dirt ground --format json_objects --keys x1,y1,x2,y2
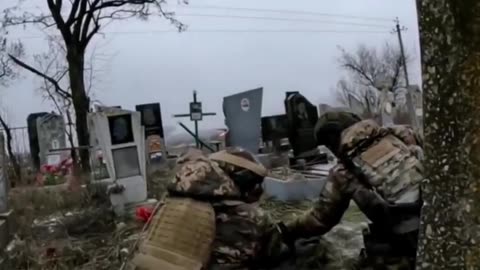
[
  {"x1": 6, "y1": 167, "x2": 368, "y2": 270},
  {"x1": 260, "y1": 198, "x2": 367, "y2": 270}
]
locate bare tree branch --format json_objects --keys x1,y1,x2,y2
[
  {"x1": 0, "y1": 36, "x2": 23, "y2": 181},
  {"x1": 341, "y1": 62, "x2": 377, "y2": 87},
  {"x1": 43, "y1": 78, "x2": 64, "y2": 114},
  {"x1": 66, "y1": 0, "x2": 83, "y2": 25},
  {"x1": 2, "y1": 0, "x2": 186, "y2": 173},
  {"x1": 335, "y1": 43, "x2": 411, "y2": 117},
  {"x1": 9, "y1": 54, "x2": 72, "y2": 100}
]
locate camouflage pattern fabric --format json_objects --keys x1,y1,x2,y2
[
  {"x1": 169, "y1": 150, "x2": 242, "y2": 200},
  {"x1": 351, "y1": 134, "x2": 423, "y2": 204},
  {"x1": 339, "y1": 120, "x2": 423, "y2": 155},
  {"x1": 167, "y1": 149, "x2": 274, "y2": 269},
  {"x1": 285, "y1": 119, "x2": 423, "y2": 242},
  {"x1": 211, "y1": 203, "x2": 272, "y2": 269}
]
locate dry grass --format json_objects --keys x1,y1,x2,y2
[
  {"x1": 7, "y1": 164, "x2": 370, "y2": 270},
  {"x1": 260, "y1": 198, "x2": 368, "y2": 270}
]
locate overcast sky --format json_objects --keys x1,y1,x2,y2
[{"x1": 1, "y1": 0, "x2": 421, "y2": 131}]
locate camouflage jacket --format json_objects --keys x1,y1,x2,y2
[
  {"x1": 286, "y1": 120, "x2": 424, "y2": 240},
  {"x1": 168, "y1": 150, "x2": 272, "y2": 269}
]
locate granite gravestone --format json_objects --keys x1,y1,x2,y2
[
  {"x1": 285, "y1": 92, "x2": 319, "y2": 156},
  {"x1": 88, "y1": 114, "x2": 110, "y2": 181},
  {"x1": 88, "y1": 109, "x2": 147, "y2": 213},
  {"x1": 27, "y1": 112, "x2": 49, "y2": 170},
  {"x1": 135, "y1": 103, "x2": 166, "y2": 160},
  {"x1": 261, "y1": 114, "x2": 289, "y2": 152},
  {"x1": 223, "y1": 88, "x2": 263, "y2": 153},
  {"x1": 36, "y1": 113, "x2": 68, "y2": 167}
]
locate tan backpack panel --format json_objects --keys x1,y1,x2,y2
[
  {"x1": 209, "y1": 151, "x2": 267, "y2": 177},
  {"x1": 352, "y1": 135, "x2": 423, "y2": 204},
  {"x1": 132, "y1": 197, "x2": 216, "y2": 270}
]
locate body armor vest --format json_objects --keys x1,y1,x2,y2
[
  {"x1": 344, "y1": 133, "x2": 422, "y2": 270},
  {"x1": 132, "y1": 197, "x2": 216, "y2": 270},
  {"x1": 347, "y1": 134, "x2": 423, "y2": 205}
]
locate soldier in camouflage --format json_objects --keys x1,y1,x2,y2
[
  {"x1": 167, "y1": 148, "x2": 274, "y2": 270},
  {"x1": 271, "y1": 112, "x2": 424, "y2": 269}
]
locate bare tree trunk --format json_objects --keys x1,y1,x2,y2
[
  {"x1": 67, "y1": 48, "x2": 91, "y2": 173},
  {"x1": 0, "y1": 115, "x2": 20, "y2": 183},
  {"x1": 65, "y1": 109, "x2": 77, "y2": 164},
  {"x1": 416, "y1": 0, "x2": 480, "y2": 268}
]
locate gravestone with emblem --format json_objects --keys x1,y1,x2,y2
[
  {"x1": 223, "y1": 88, "x2": 263, "y2": 153},
  {"x1": 136, "y1": 103, "x2": 166, "y2": 161},
  {"x1": 36, "y1": 113, "x2": 68, "y2": 167},
  {"x1": 88, "y1": 109, "x2": 147, "y2": 214},
  {"x1": 285, "y1": 92, "x2": 319, "y2": 156}
]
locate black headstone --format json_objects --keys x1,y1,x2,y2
[
  {"x1": 261, "y1": 114, "x2": 288, "y2": 142},
  {"x1": 135, "y1": 103, "x2": 165, "y2": 139},
  {"x1": 27, "y1": 112, "x2": 49, "y2": 170},
  {"x1": 285, "y1": 92, "x2": 319, "y2": 156},
  {"x1": 108, "y1": 114, "x2": 134, "y2": 145}
]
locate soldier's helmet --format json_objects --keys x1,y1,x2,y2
[
  {"x1": 210, "y1": 147, "x2": 267, "y2": 200},
  {"x1": 314, "y1": 111, "x2": 362, "y2": 156}
]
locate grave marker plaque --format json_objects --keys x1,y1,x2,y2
[
  {"x1": 136, "y1": 103, "x2": 165, "y2": 138},
  {"x1": 285, "y1": 92, "x2": 319, "y2": 156},
  {"x1": 223, "y1": 88, "x2": 263, "y2": 153},
  {"x1": 36, "y1": 113, "x2": 67, "y2": 167},
  {"x1": 174, "y1": 91, "x2": 216, "y2": 148},
  {"x1": 136, "y1": 103, "x2": 166, "y2": 160}
]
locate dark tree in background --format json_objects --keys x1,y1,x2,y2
[
  {"x1": 416, "y1": 0, "x2": 480, "y2": 268},
  {"x1": 0, "y1": 35, "x2": 23, "y2": 181},
  {"x1": 335, "y1": 43, "x2": 410, "y2": 116},
  {"x1": 10, "y1": 37, "x2": 106, "y2": 173},
  {"x1": 3, "y1": 0, "x2": 185, "y2": 172}
]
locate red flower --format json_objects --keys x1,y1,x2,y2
[{"x1": 135, "y1": 207, "x2": 154, "y2": 223}]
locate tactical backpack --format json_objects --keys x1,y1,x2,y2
[
  {"x1": 340, "y1": 121, "x2": 424, "y2": 269},
  {"x1": 340, "y1": 121, "x2": 424, "y2": 207}
]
